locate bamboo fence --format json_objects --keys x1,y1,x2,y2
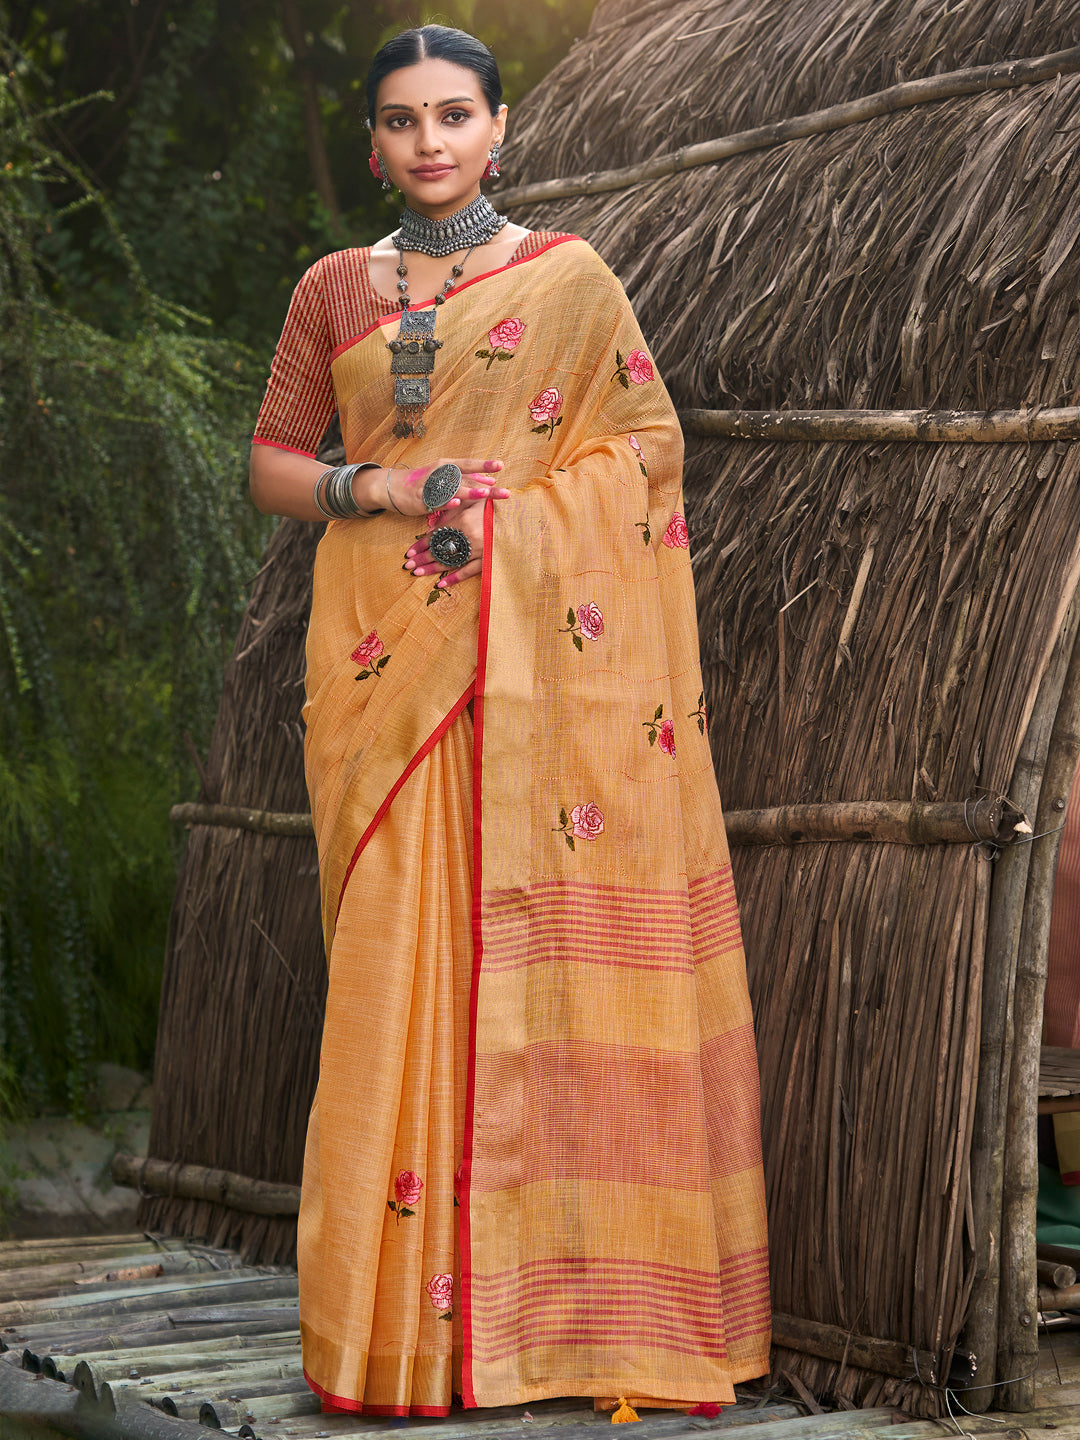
[{"x1": 142, "y1": 0, "x2": 1080, "y2": 1419}]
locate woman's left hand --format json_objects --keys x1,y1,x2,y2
[{"x1": 404, "y1": 493, "x2": 492, "y2": 587}]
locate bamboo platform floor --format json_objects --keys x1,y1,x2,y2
[{"x1": 5, "y1": 1235, "x2": 1080, "y2": 1440}]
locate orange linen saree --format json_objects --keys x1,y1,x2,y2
[{"x1": 256, "y1": 235, "x2": 770, "y2": 1415}]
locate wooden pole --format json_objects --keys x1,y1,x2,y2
[
  {"x1": 725, "y1": 798, "x2": 1026, "y2": 847},
  {"x1": 679, "y1": 406, "x2": 1080, "y2": 444},
  {"x1": 771, "y1": 1313, "x2": 937, "y2": 1383},
  {"x1": 1037, "y1": 1260, "x2": 1077, "y2": 1290},
  {"x1": 111, "y1": 1153, "x2": 301, "y2": 1216},
  {"x1": 494, "y1": 45, "x2": 1080, "y2": 209},
  {"x1": 172, "y1": 798, "x2": 1027, "y2": 847},
  {"x1": 168, "y1": 802, "x2": 313, "y2": 837},
  {"x1": 958, "y1": 603, "x2": 1080, "y2": 1410},
  {"x1": 999, "y1": 603, "x2": 1080, "y2": 1409}
]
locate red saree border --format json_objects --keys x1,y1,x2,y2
[
  {"x1": 460, "y1": 497, "x2": 495, "y2": 1409},
  {"x1": 305, "y1": 1368, "x2": 449, "y2": 1418},
  {"x1": 251, "y1": 436, "x2": 317, "y2": 458},
  {"x1": 329, "y1": 235, "x2": 581, "y2": 363},
  {"x1": 334, "y1": 684, "x2": 475, "y2": 921}
]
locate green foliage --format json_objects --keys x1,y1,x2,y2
[
  {"x1": 0, "y1": 0, "x2": 596, "y2": 1117},
  {"x1": 0, "y1": 49, "x2": 269, "y2": 1114},
  {"x1": 10, "y1": 0, "x2": 598, "y2": 349}
]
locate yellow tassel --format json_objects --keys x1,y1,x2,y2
[{"x1": 611, "y1": 1398, "x2": 640, "y2": 1424}]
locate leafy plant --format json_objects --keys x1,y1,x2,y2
[{"x1": 0, "y1": 43, "x2": 269, "y2": 1113}]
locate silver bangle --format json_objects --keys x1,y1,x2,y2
[
  {"x1": 385, "y1": 466, "x2": 407, "y2": 515},
  {"x1": 315, "y1": 463, "x2": 381, "y2": 519}
]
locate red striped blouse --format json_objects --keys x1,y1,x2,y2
[{"x1": 252, "y1": 232, "x2": 568, "y2": 457}]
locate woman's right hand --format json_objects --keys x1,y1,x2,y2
[{"x1": 379, "y1": 458, "x2": 509, "y2": 519}]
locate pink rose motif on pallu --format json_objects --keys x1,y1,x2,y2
[
  {"x1": 554, "y1": 802, "x2": 605, "y2": 852},
  {"x1": 560, "y1": 602, "x2": 603, "y2": 652},
  {"x1": 529, "y1": 386, "x2": 563, "y2": 440},
  {"x1": 662, "y1": 512, "x2": 689, "y2": 549},
  {"x1": 388, "y1": 1169, "x2": 423, "y2": 1222},
  {"x1": 476, "y1": 316, "x2": 526, "y2": 369},
  {"x1": 643, "y1": 706, "x2": 676, "y2": 756},
  {"x1": 352, "y1": 630, "x2": 390, "y2": 681},
  {"x1": 613, "y1": 347, "x2": 655, "y2": 388},
  {"x1": 427, "y1": 1273, "x2": 454, "y2": 1320},
  {"x1": 688, "y1": 692, "x2": 708, "y2": 736}
]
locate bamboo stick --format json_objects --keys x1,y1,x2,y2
[
  {"x1": 0, "y1": 1274, "x2": 298, "y2": 1325},
  {"x1": 679, "y1": 406, "x2": 1080, "y2": 443},
  {"x1": 168, "y1": 802, "x2": 313, "y2": 836},
  {"x1": 1037, "y1": 1259, "x2": 1077, "y2": 1290},
  {"x1": 0, "y1": 1238, "x2": 187, "y2": 1272},
  {"x1": 13, "y1": 1317, "x2": 299, "y2": 1352},
  {"x1": 1039, "y1": 1282, "x2": 1080, "y2": 1309},
  {"x1": 168, "y1": 799, "x2": 1027, "y2": 848},
  {"x1": 0, "y1": 1352, "x2": 215, "y2": 1439},
  {"x1": 725, "y1": 799, "x2": 1026, "y2": 847},
  {"x1": 1037, "y1": 1242, "x2": 1080, "y2": 1266},
  {"x1": 999, "y1": 599, "x2": 1080, "y2": 1410},
  {"x1": 770, "y1": 1312, "x2": 936, "y2": 1382},
  {"x1": 112, "y1": 1153, "x2": 301, "y2": 1216},
  {"x1": 493, "y1": 45, "x2": 1080, "y2": 209},
  {"x1": 957, "y1": 603, "x2": 1080, "y2": 1410}
]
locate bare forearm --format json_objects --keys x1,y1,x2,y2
[{"x1": 249, "y1": 444, "x2": 384, "y2": 520}]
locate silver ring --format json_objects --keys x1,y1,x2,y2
[
  {"x1": 428, "y1": 526, "x2": 472, "y2": 569},
  {"x1": 422, "y1": 463, "x2": 461, "y2": 512}
]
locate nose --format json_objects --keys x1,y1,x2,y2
[{"x1": 415, "y1": 118, "x2": 444, "y2": 156}]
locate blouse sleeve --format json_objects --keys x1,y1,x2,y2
[{"x1": 252, "y1": 260, "x2": 336, "y2": 457}]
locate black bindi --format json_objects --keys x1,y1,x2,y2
[{"x1": 423, "y1": 102, "x2": 428, "y2": 108}]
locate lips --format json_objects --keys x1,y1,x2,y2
[{"x1": 411, "y1": 165, "x2": 454, "y2": 179}]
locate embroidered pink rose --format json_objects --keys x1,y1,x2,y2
[
  {"x1": 489, "y1": 317, "x2": 525, "y2": 351},
  {"x1": 351, "y1": 631, "x2": 383, "y2": 666},
  {"x1": 353, "y1": 630, "x2": 390, "y2": 681},
  {"x1": 555, "y1": 801, "x2": 605, "y2": 850},
  {"x1": 561, "y1": 602, "x2": 604, "y2": 651},
  {"x1": 628, "y1": 434, "x2": 643, "y2": 456},
  {"x1": 570, "y1": 803, "x2": 605, "y2": 842},
  {"x1": 427, "y1": 1273, "x2": 454, "y2": 1314},
  {"x1": 658, "y1": 719, "x2": 676, "y2": 757},
  {"x1": 394, "y1": 1171, "x2": 423, "y2": 1206},
  {"x1": 577, "y1": 603, "x2": 604, "y2": 641},
  {"x1": 477, "y1": 318, "x2": 526, "y2": 370},
  {"x1": 613, "y1": 349, "x2": 656, "y2": 388},
  {"x1": 626, "y1": 349, "x2": 654, "y2": 384},
  {"x1": 529, "y1": 386, "x2": 563, "y2": 424},
  {"x1": 662, "y1": 512, "x2": 689, "y2": 549}
]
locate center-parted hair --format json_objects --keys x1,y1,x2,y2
[{"x1": 366, "y1": 25, "x2": 503, "y2": 125}]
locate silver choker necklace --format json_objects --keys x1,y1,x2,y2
[{"x1": 393, "y1": 193, "x2": 507, "y2": 258}]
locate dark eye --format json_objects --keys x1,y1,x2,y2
[
  {"x1": 445, "y1": 109, "x2": 470, "y2": 123},
  {"x1": 387, "y1": 115, "x2": 411, "y2": 129}
]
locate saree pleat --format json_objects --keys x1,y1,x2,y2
[
  {"x1": 299, "y1": 715, "x2": 474, "y2": 1415},
  {"x1": 256, "y1": 234, "x2": 770, "y2": 1415}
]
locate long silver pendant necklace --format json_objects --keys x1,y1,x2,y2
[{"x1": 387, "y1": 194, "x2": 507, "y2": 439}]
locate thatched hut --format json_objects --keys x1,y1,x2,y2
[{"x1": 139, "y1": 0, "x2": 1080, "y2": 1419}]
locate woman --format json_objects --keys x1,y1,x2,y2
[{"x1": 249, "y1": 24, "x2": 769, "y2": 1418}]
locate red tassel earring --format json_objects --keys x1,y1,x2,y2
[{"x1": 369, "y1": 151, "x2": 392, "y2": 191}]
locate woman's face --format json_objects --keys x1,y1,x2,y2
[{"x1": 372, "y1": 57, "x2": 506, "y2": 217}]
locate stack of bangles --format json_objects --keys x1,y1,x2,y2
[{"x1": 313, "y1": 461, "x2": 471, "y2": 567}]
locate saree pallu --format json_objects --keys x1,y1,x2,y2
[{"x1": 296, "y1": 236, "x2": 770, "y2": 1413}]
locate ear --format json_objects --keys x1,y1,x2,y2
[{"x1": 492, "y1": 103, "x2": 508, "y2": 147}]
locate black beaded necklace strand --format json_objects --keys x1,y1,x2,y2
[{"x1": 386, "y1": 194, "x2": 507, "y2": 439}]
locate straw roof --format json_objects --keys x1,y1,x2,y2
[
  {"x1": 495, "y1": 0, "x2": 1080, "y2": 1413},
  {"x1": 145, "y1": 0, "x2": 1080, "y2": 1415}
]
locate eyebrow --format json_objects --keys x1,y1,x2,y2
[{"x1": 379, "y1": 96, "x2": 476, "y2": 112}]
